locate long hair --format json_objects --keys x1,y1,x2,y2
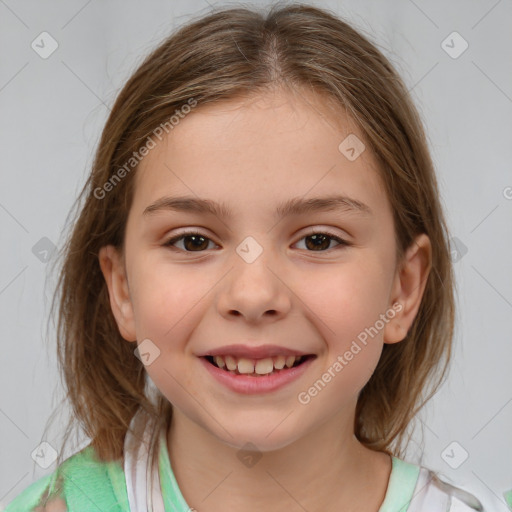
[{"x1": 43, "y1": 2, "x2": 454, "y2": 476}]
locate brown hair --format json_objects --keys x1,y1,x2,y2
[{"x1": 43, "y1": 1, "x2": 454, "y2": 472}]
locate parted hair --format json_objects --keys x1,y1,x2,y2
[{"x1": 44, "y1": 1, "x2": 455, "y2": 473}]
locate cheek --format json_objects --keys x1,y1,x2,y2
[
  {"x1": 298, "y1": 256, "x2": 392, "y2": 337},
  {"x1": 294, "y1": 255, "x2": 392, "y2": 390},
  {"x1": 128, "y1": 255, "x2": 209, "y2": 342},
  {"x1": 127, "y1": 262, "x2": 204, "y2": 405}
]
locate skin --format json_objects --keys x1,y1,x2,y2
[
  {"x1": 34, "y1": 499, "x2": 67, "y2": 512},
  {"x1": 99, "y1": 87, "x2": 431, "y2": 512}
]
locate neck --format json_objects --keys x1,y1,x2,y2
[{"x1": 166, "y1": 407, "x2": 392, "y2": 512}]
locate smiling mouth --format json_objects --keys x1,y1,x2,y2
[{"x1": 203, "y1": 354, "x2": 315, "y2": 377}]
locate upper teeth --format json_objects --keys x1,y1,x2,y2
[{"x1": 212, "y1": 355, "x2": 303, "y2": 374}]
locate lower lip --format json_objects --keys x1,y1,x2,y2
[{"x1": 199, "y1": 356, "x2": 315, "y2": 394}]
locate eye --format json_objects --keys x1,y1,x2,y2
[
  {"x1": 164, "y1": 231, "x2": 217, "y2": 252},
  {"x1": 295, "y1": 230, "x2": 350, "y2": 252},
  {"x1": 163, "y1": 230, "x2": 350, "y2": 253}
]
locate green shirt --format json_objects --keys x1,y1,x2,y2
[{"x1": 3, "y1": 439, "x2": 488, "y2": 511}]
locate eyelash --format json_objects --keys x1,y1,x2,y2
[{"x1": 163, "y1": 229, "x2": 351, "y2": 253}]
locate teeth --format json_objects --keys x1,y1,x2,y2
[
  {"x1": 225, "y1": 355, "x2": 237, "y2": 371},
  {"x1": 237, "y1": 357, "x2": 255, "y2": 374},
  {"x1": 208, "y1": 354, "x2": 305, "y2": 375},
  {"x1": 255, "y1": 358, "x2": 274, "y2": 375},
  {"x1": 274, "y1": 355, "x2": 286, "y2": 370}
]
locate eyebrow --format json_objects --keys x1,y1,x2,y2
[{"x1": 142, "y1": 194, "x2": 373, "y2": 219}]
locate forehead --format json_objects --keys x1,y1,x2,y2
[{"x1": 132, "y1": 88, "x2": 390, "y2": 219}]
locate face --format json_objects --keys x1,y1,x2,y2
[{"x1": 100, "y1": 87, "x2": 430, "y2": 452}]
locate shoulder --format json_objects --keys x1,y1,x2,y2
[
  {"x1": 2, "y1": 446, "x2": 129, "y2": 512},
  {"x1": 394, "y1": 457, "x2": 487, "y2": 512},
  {"x1": 2, "y1": 472, "x2": 55, "y2": 512},
  {"x1": 414, "y1": 468, "x2": 484, "y2": 511}
]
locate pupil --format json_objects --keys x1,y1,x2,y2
[
  {"x1": 184, "y1": 235, "x2": 207, "y2": 251},
  {"x1": 306, "y1": 234, "x2": 329, "y2": 251}
]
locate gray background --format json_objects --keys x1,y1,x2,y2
[{"x1": 1, "y1": 0, "x2": 511, "y2": 510}]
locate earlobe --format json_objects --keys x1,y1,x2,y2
[
  {"x1": 384, "y1": 233, "x2": 432, "y2": 344},
  {"x1": 98, "y1": 245, "x2": 137, "y2": 342},
  {"x1": 384, "y1": 317, "x2": 407, "y2": 344}
]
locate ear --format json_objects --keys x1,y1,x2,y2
[
  {"x1": 98, "y1": 245, "x2": 137, "y2": 342},
  {"x1": 384, "y1": 233, "x2": 432, "y2": 344}
]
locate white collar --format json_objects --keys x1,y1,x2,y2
[{"x1": 124, "y1": 407, "x2": 166, "y2": 512}]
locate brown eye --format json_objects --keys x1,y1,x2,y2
[
  {"x1": 305, "y1": 234, "x2": 330, "y2": 251},
  {"x1": 296, "y1": 232, "x2": 349, "y2": 252},
  {"x1": 164, "y1": 230, "x2": 349, "y2": 253},
  {"x1": 165, "y1": 233, "x2": 215, "y2": 252}
]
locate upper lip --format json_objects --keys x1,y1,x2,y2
[{"x1": 197, "y1": 344, "x2": 313, "y2": 359}]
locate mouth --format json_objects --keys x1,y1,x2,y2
[{"x1": 202, "y1": 354, "x2": 316, "y2": 377}]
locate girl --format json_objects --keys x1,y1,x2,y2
[{"x1": 4, "y1": 3, "x2": 491, "y2": 511}]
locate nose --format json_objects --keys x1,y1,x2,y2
[{"x1": 216, "y1": 245, "x2": 292, "y2": 324}]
